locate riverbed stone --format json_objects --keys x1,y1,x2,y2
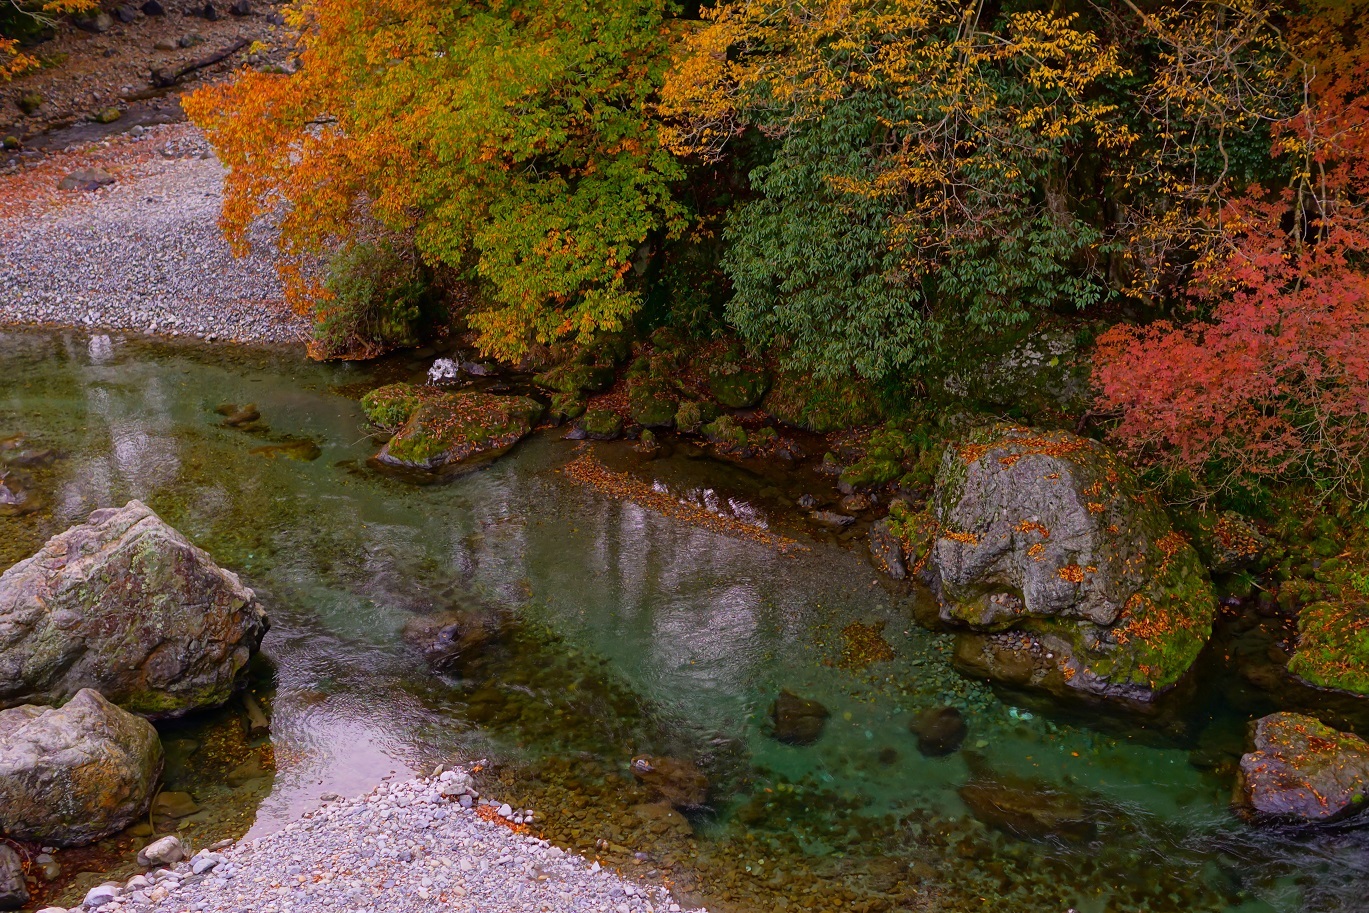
[
  {"x1": 912, "y1": 706, "x2": 967, "y2": 757},
  {"x1": 770, "y1": 690, "x2": 829, "y2": 746},
  {"x1": 1236, "y1": 713, "x2": 1369, "y2": 824},
  {"x1": 0, "y1": 844, "x2": 26, "y2": 910},
  {"x1": 376, "y1": 391, "x2": 542, "y2": 472},
  {"x1": 629, "y1": 755, "x2": 708, "y2": 809},
  {"x1": 959, "y1": 775, "x2": 1096, "y2": 841},
  {"x1": 0, "y1": 689, "x2": 163, "y2": 846},
  {"x1": 929, "y1": 424, "x2": 1216, "y2": 704},
  {"x1": 137, "y1": 835, "x2": 187, "y2": 868},
  {"x1": 57, "y1": 168, "x2": 115, "y2": 191},
  {"x1": 0, "y1": 500, "x2": 268, "y2": 717}
]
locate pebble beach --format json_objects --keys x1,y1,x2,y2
[
  {"x1": 0, "y1": 123, "x2": 309, "y2": 346},
  {"x1": 37, "y1": 770, "x2": 694, "y2": 913}
]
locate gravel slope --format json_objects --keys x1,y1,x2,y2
[
  {"x1": 47, "y1": 770, "x2": 697, "y2": 913},
  {"x1": 0, "y1": 124, "x2": 309, "y2": 346}
]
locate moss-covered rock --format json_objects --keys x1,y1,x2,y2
[
  {"x1": 1236, "y1": 712, "x2": 1369, "y2": 824},
  {"x1": 361, "y1": 382, "x2": 426, "y2": 430},
  {"x1": 377, "y1": 392, "x2": 542, "y2": 471},
  {"x1": 548, "y1": 392, "x2": 587, "y2": 425},
  {"x1": 534, "y1": 362, "x2": 616, "y2": 395},
  {"x1": 702, "y1": 415, "x2": 747, "y2": 449},
  {"x1": 674, "y1": 400, "x2": 718, "y2": 435},
  {"x1": 929, "y1": 424, "x2": 1216, "y2": 704},
  {"x1": 763, "y1": 371, "x2": 881, "y2": 432},
  {"x1": 1174, "y1": 509, "x2": 1270, "y2": 575},
  {"x1": 578, "y1": 409, "x2": 623, "y2": 441},
  {"x1": 1288, "y1": 599, "x2": 1369, "y2": 698},
  {"x1": 708, "y1": 365, "x2": 769, "y2": 409}
]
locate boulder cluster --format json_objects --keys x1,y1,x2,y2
[{"x1": 0, "y1": 501, "x2": 267, "y2": 906}]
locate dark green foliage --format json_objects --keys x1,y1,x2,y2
[{"x1": 314, "y1": 241, "x2": 436, "y2": 359}]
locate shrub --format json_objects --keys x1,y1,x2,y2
[{"x1": 311, "y1": 241, "x2": 434, "y2": 360}]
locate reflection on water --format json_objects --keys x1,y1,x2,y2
[{"x1": 2, "y1": 328, "x2": 1368, "y2": 912}]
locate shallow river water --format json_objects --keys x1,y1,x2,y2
[{"x1": 2, "y1": 329, "x2": 1367, "y2": 913}]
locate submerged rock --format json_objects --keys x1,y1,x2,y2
[
  {"x1": 1236, "y1": 713, "x2": 1369, "y2": 824},
  {"x1": 929, "y1": 425, "x2": 1216, "y2": 704},
  {"x1": 912, "y1": 706, "x2": 967, "y2": 757},
  {"x1": 0, "y1": 844, "x2": 26, "y2": 910},
  {"x1": 770, "y1": 690, "x2": 829, "y2": 746},
  {"x1": 376, "y1": 390, "x2": 542, "y2": 472},
  {"x1": 0, "y1": 500, "x2": 268, "y2": 717},
  {"x1": 959, "y1": 775, "x2": 1096, "y2": 841},
  {"x1": 0, "y1": 689, "x2": 163, "y2": 846},
  {"x1": 402, "y1": 608, "x2": 503, "y2": 673},
  {"x1": 630, "y1": 755, "x2": 709, "y2": 809},
  {"x1": 0, "y1": 470, "x2": 42, "y2": 517}
]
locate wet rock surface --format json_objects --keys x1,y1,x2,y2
[
  {"x1": 1236, "y1": 713, "x2": 1369, "y2": 824},
  {"x1": 928, "y1": 424, "x2": 1216, "y2": 703},
  {"x1": 630, "y1": 755, "x2": 709, "y2": 810},
  {"x1": 375, "y1": 389, "x2": 542, "y2": 472},
  {"x1": 769, "y1": 690, "x2": 829, "y2": 746},
  {"x1": 959, "y1": 774, "x2": 1097, "y2": 842},
  {"x1": 912, "y1": 706, "x2": 968, "y2": 757},
  {"x1": 0, "y1": 500, "x2": 268, "y2": 717},
  {"x1": 0, "y1": 689, "x2": 163, "y2": 846}
]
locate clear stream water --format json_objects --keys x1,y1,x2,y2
[{"x1": 2, "y1": 328, "x2": 1367, "y2": 913}]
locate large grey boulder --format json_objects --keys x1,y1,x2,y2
[
  {"x1": 0, "y1": 501, "x2": 268, "y2": 717},
  {"x1": 1236, "y1": 713, "x2": 1369, "y2": 824},
  {"x1": 0, "y1": 689, "x2": 163, "y2": 846},
  {"x1": 928, "y1": 425, "x2": 1215, "y2": 703}
]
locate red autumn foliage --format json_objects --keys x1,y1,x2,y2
[{"x1": 1094, "y1": 4, "x2": 1369, "y2": 498}]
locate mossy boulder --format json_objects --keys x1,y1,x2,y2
[
  {"x1": 1175, "y1": 509, "x2": 1269, "y2": 575},
  {"x1": 1236, "y1": 713, "x2": 1369, "y2": 824},
  {"x1": 361, "y1": 382, "x2": 426, "y2": 430},
  {"x1": 547, "y1": 392, "x2": 587, "y2": 425},
  {"x1": 702, "y1": 415, "x2": 747, "y2": 450},
  {"x1": 0, "y1": 501, "x2": 268, "y2": 718},
  {"x1": 1287, "y1": 599, "x2": 1369, "y2": 698},
  {"x1": 674, "y1": 400, "x2": 717, "y2": 435},
  {"x1": 763, "y1": 371, "x2": 881, "y2": 432},
  {"x1": 928, "y1": 424, "x2": 1216, "y2": 704},
  {"x1": 578, "y1": 409, "x2": 623, "y2": 441},
  {"x1": 534, "y1": 361, "x2": 616, "y2": 395},
  {"x1": 708, "y1": 364, "x2": 769, "y2": 409},
  {"x1": 627, "y1": 378, "x2": 676, "y2": 429},
  {"x1": 377, "y1": 392, "x2": 542, "y2": 471}
]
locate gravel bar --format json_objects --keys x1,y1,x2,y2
[
  {"x1": 0, "y1": 124, "x2": 309, "y2": 347},
  {"x1": 41, "y1": 769, "x2": 700, "y2": 913}
]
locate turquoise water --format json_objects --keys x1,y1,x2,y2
[{"x1": 2, "y1": 328, "x2": 1367, "y2": 912}]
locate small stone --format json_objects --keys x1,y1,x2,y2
[
  {"x1": 497, "y1": 803, "x2": 513, "y2": 818},
  {"x1": 141, "y1": 0, "x2": 165, "y2": 14},
  {"x1": 94, "y1": 107, "x2": 122, "y2": 124},
  {"x1": 17, "y1": 92, "x2": 41, "y2": 115},
  {"x1": 57, "y1": 168, "x2": 116, "y2": 192},
  {"x1": 199, "y1": 1, "x2": 219, "y2": 18},
  {"x1": 0, "y1": 845, "x2": 28, "y2": 909},
  {"x1": 83, "y1": 884, "x2": 121, "y2": 908},
  {"x1": 154, "y1": 38, "x2": 176, "y2": 50},
  {"x1": 228, "y1": 0, "x2": 251, "y2": 14},
  {"x1": 74, "y1": 11, "x2": 113, "y2": 31},
  {"x1": 137, "y1": 835, "x2": 187, "y2": 868},
  {"x1": 114, "y1": 5, "x2": 138, "y2": 22}
]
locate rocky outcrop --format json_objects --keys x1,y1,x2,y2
[
  {"x1": 1236, "y1": 713, "x2": 1369, "y2": 824},
  {"x1": 373, "y1": 387, "x2": 542, "y2": 472},
  {"x1": 926, "y1": 425, "x2": 1216, "y2": 704},
  {"x1": 0, "y1": 500, "x2": 268, "y2": 717},
  {"x1": 0, "y1": 689, "x2": 163, "y2": 846}
]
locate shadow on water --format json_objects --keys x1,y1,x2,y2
[{"x1": 3, "y1": 328, "x2": 1369, "y2": 912}]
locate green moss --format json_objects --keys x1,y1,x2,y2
[
  {"x1": 534, "y1": 362, "x2": 617, "y2": 395},
  {"x1": 702, "y1": 415, "x2": 747, "y2": 448},
  {"x1": 361, "y1": 382, "x2": 425, "y2": 430},
  {"x1": 579, "y1": 409, "x2": 623, "y2": 439},
  {"x1": 707, "y1": 365, "x2": 768, "y2": 409},
  {"x1": 751, "y1": 426, "x2": 778, "y2": 447},
  {"x1": 549, "y1": 392, "x2": 587, "y2": 423},
  {"x1": 1288, "y1": 599, "x2": 1369, "y2": 696},
  {"x1": 385, "y1": 393, "x2": 541, "y2": 467},
  {"x1": 762, "y1": 371, "x2": 881, "y2": 432}
]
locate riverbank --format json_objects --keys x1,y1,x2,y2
[
  {"x1": 38, "y1": 770, "x2": 693, "y2": 913},
  {"x1": 0, "y1": 123, "x2": 308, "y2": 346}
]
